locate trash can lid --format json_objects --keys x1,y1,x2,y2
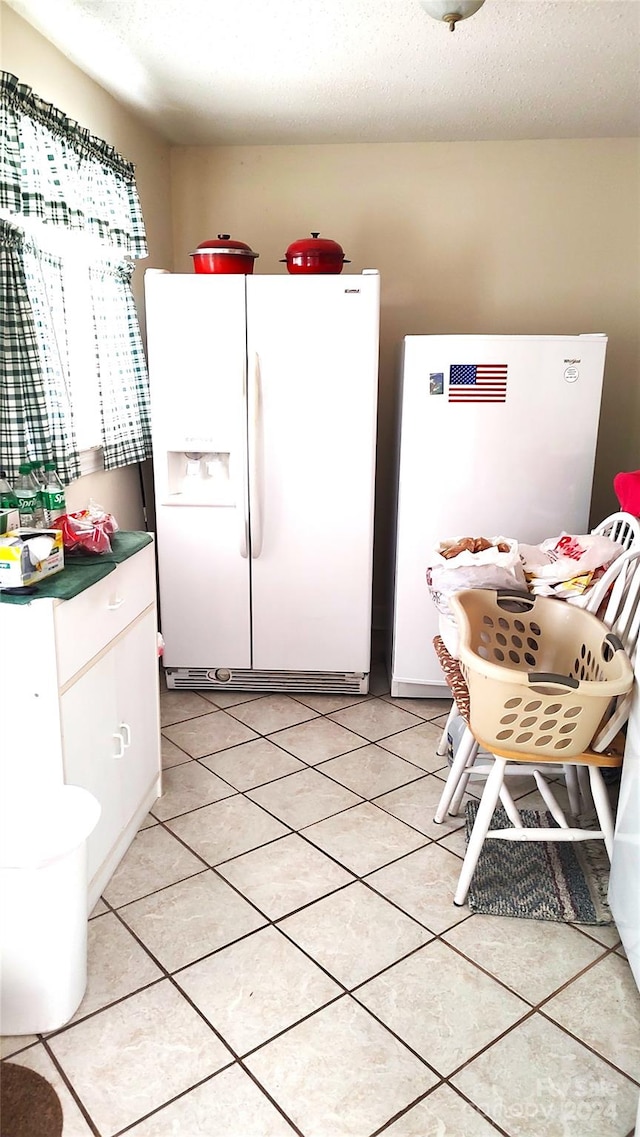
[{"x1": 0, "y1": 784, "x2": 101, "y2": 868}]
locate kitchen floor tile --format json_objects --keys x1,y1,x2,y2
[
  {"x1": 118, "y1": 870, "x2": 266, "y2": 972},
  {"x1": 166, "y1": 794, "x2": 289, "y2": 865},
  {"x1": 365, "y1": 843, "x2": 471, "y2": 934},
  {"x1": 245, "y1": 997, "x2": 437, "y2": 1137},
  {"x1": 542, "y1": 951, "x2": 640, "y2": 1080},
  {"x1": 375, "y1": 773, "x2": 470, "y2": 838},
  {"x1": 69, "y1": 912, "x2": 162, "y2": 1022},
  {"x1": 200, "y1": 736, "x2": 306, "y2": 789},
  {"x1": 375, "y1": 720, "x2": 451, "y2": 771},
  {"x1": 102, "y1": 825, "x2": 205, "y2": 908},
  {"x1": 162, "y1": 709, "x2": 258, "y2": 758},
  {"x1": 382, "y1": 696, "x2": 453, "y2": 720},
  {"x1": 383, "y1": 1083, "x2": 502, "y2": 1137},
  {"x1": 176, "y1": 925, "x2": 341, "y2": 1055},
  {"x1": 328, "y1": 698, "x2": 425, "y2": 741},
  {"x1": 303, "y1": 801, "x2": 428, "y2": 875},
  {"x1": 127, "y1": 1063, "x2": 298, "y2": 1135},
  {"x1": 267, "y1": 716, "x2": 365, "y2": 764},
  {"x1": 198, "y1": 690, "x2": 268, "y2": 708},
  {"x1": 452, "y1": 1013, "x2": 639, "y2": 1137},
  {"x1": 377, "y1": 695, "x2": 430, "y2": 717},
  {"x1": 226, "y1": 693, "x2": 319, "y2": 733},
  {"x1": 48, "y1": 980, "x2": 232, "y2": 1135},
  {"x1": 150, "y1": 760, "x2": 234, "y2": 820},
  {"x1": 356, "y1": 939, "x2": 528, "y2": 1075},
  {"x1": 159, "y1": 689, "x2": 213, "y2": 727},
  {"x1": 317, "y1": 744, "x2": 425, "y2": 798},
  {"x1": 8, "y1": 1043, "x2": 95, "y2": 1136},
  {"x1": 89, "y1": 897, "x2": 108, "y2": 918},
  {"x1": 0, "y1": 1035, "x2": 39, "y2": 1059},
  {"x1": 572, "y1": 922, "x2": 621, "y2": 948},
  {"x1": 435, "y1": 827, "x2": 467, "y2": 857},
  {"x1": 161, "y1": 735, "x2": 192, "y2": 769},
  {"x1": 247, "y1": 767, "x2": 362, "y2": 828},
  {"x1": 279, "y1": 881, "x2": 433, "y2": 988},
  {"x1": 291, "y1": 692, "x2": 367, "y2": 713},
  {"x1": 443, "y1": 914, "x2": 606, "y2": 1005},
  {"x1": 216, "y1": 833, "x2": 355, "y2": 919}
]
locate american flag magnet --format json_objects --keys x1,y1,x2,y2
[{"x1": 448, "y1": 363, "x2": 508, "y2": 403}]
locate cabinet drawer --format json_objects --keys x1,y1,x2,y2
[{"x1": 55, "y1": 544, "x2": 156, "y2": 686}]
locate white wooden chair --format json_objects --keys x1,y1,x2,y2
[
  {"x1": 433, "y1": 519, "x2": 640, "y2": 826},
  {"x1": 445, "y1": 587, "x2": 635, "y2": 907}
]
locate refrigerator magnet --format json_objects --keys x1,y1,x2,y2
[{"x1": 430, "y1": 372, "x2": 444, "y2": 395}]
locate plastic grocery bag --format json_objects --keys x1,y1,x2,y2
[
  {"x1": 520, "y1": 533, "x2": 622, "y2": 597},
  {"x1": 427, "y1": 536, "x2": 527, "y2": 657},
  {"x1": 54, "y1": 501, "x2": 119, "y2": 556}
]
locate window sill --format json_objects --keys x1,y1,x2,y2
[{"x1": 79, "y1": 447, "x2": 105, "y2": 477}]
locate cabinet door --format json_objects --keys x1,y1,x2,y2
[
  {"x1": 115, "y1": 607, "x2": 161, "y2": 827},
  {"x1": 60, "y1": 651, "x2": 123, "y2": 884}
]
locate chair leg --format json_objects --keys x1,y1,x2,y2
[
  {"x1": 588, "y1": 766, "x2": 615, "y2": 859},
  {"x1": 436, "y1": 702, "x2": 457, "y2": 757},
  {"x1": 434, "y1": 727, "x2": 477, "y2": 823},
  {"x1": 454, "y1": 757, "x2": 507, "y2": 907},
  {"x1": 576, "y1": 764, "x2": 591, "y2": 807},
  {"x1": 448, "y1": 736, "x2": 479, "y2": 816},
  {"x1": 564, "y1": 764, "x2": 581, "y2": 818}
]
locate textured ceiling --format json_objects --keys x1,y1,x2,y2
[{"x1": 6, "y1": 0, "x2": 640, "y2": 145}]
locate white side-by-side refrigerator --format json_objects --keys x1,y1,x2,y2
[
  {"x1": 390, "y1": 333, "x2": 608, "y2": 698},
  {"x1": 145, "y1": 270, "x2": 380, "y2": 693}
]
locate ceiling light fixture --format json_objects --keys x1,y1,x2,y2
[{"x1": 420, "y1": 0, "x2": 485, "y2": 32}]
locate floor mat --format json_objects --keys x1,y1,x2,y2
[
  {"x1": 465, "y1": 802, "x2": 613, "y2": 925},
  {"x1": 0, "y1": 1061, "x2": 63, "y2": 1136}
]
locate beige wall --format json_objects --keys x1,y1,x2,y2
[
  {"x1": 171, "y1": 140, "x2": 640, "y2": 620},
  {"x1": 1, "y1": 4, "x2": 173, "y2": 530}
]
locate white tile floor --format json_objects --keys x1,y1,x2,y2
[{"x1": 2, "y1": 660, "x2": 640, "y2": 1137}]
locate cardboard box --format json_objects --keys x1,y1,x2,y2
[
  {"x1": 0, "y1": 507, "x2": 20, "y2": 535},
  {"x1": 0, "y1": 529, "x2": 64, "y2": 589}
]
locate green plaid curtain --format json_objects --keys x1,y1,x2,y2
[
  {"x1": 0, "y1": 71, "x2": 150, "y2": 486},
  {"x1": 0, "y1": 219, "x2": 80, "y2": 481},
  {"x1": 89, "y1": 260, "x2": 151, "y2": 470},
  {"x1": 21, "y1": 238, "x2": 81, "y2": 484},
  {"x1": 0, "y1": 71, "x2": 147, "y2": 257}
]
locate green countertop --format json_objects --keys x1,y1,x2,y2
[{"x1": 0, "y1": 531, "x2": 154, "y2": 605}]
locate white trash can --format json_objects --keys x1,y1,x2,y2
[{"x1": 0, "y1": 784, "x2": 101, "y2": 1035}]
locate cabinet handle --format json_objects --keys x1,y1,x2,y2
[
  {"x1": 108, "y1": 596, "x2": 125, "y2": 610},
  {"x1": 120, "y1": 723, "x2": 132, "y2": 748},
  {"x1": 113, "y1": 732, "x2": 126, "y2": 759}
]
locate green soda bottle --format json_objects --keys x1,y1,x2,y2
[{"x1": 41, "y1": 462, "x2": 67, "y2": 526}]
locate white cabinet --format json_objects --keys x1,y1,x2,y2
[{"x1": 0, "y1": 542, "x2": 161, "y2": 910}]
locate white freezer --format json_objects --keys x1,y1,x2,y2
[
  {"x1": 390, "y1": 334, "x2": 607, "y2": 698},
  {"x1": 145, "y1": 270, "x2": 380, "y2": 692}
]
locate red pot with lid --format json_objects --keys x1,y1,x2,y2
[
  {"x1": 281, "y1": 232, "x2": 350, "y2": 275},
  {"x1": 190, "y1": 235, "x2": 259, "y2": 274}
]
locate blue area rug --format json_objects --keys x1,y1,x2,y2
[{"x1": 465, "y1": 802, "x2": 613, "y2": 925}]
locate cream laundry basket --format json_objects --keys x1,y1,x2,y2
[{"x1": 449, "y1": 589, "x2": 633, "y2": 759}]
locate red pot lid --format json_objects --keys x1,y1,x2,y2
[
  {"x1": 192, "y1": 234, "x2": 259, "y2": 258},
  {"x1": 285, "y1": 232, "x2": 345, "y2": 258}
]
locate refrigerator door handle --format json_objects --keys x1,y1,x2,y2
[
  {"x1": 233, "y1": 360, "x2": 249, "y2": 558},
  {"x1": 249, "y1": 352, "x2": 263, "y2": 559}
]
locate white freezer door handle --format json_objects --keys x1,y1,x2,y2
[
  {"x1": 232, "y1": 360, "x2": 249, "y2": 558},
  {"x1": 249, "y1": 352, "x2": 263, "y2": 559}
]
